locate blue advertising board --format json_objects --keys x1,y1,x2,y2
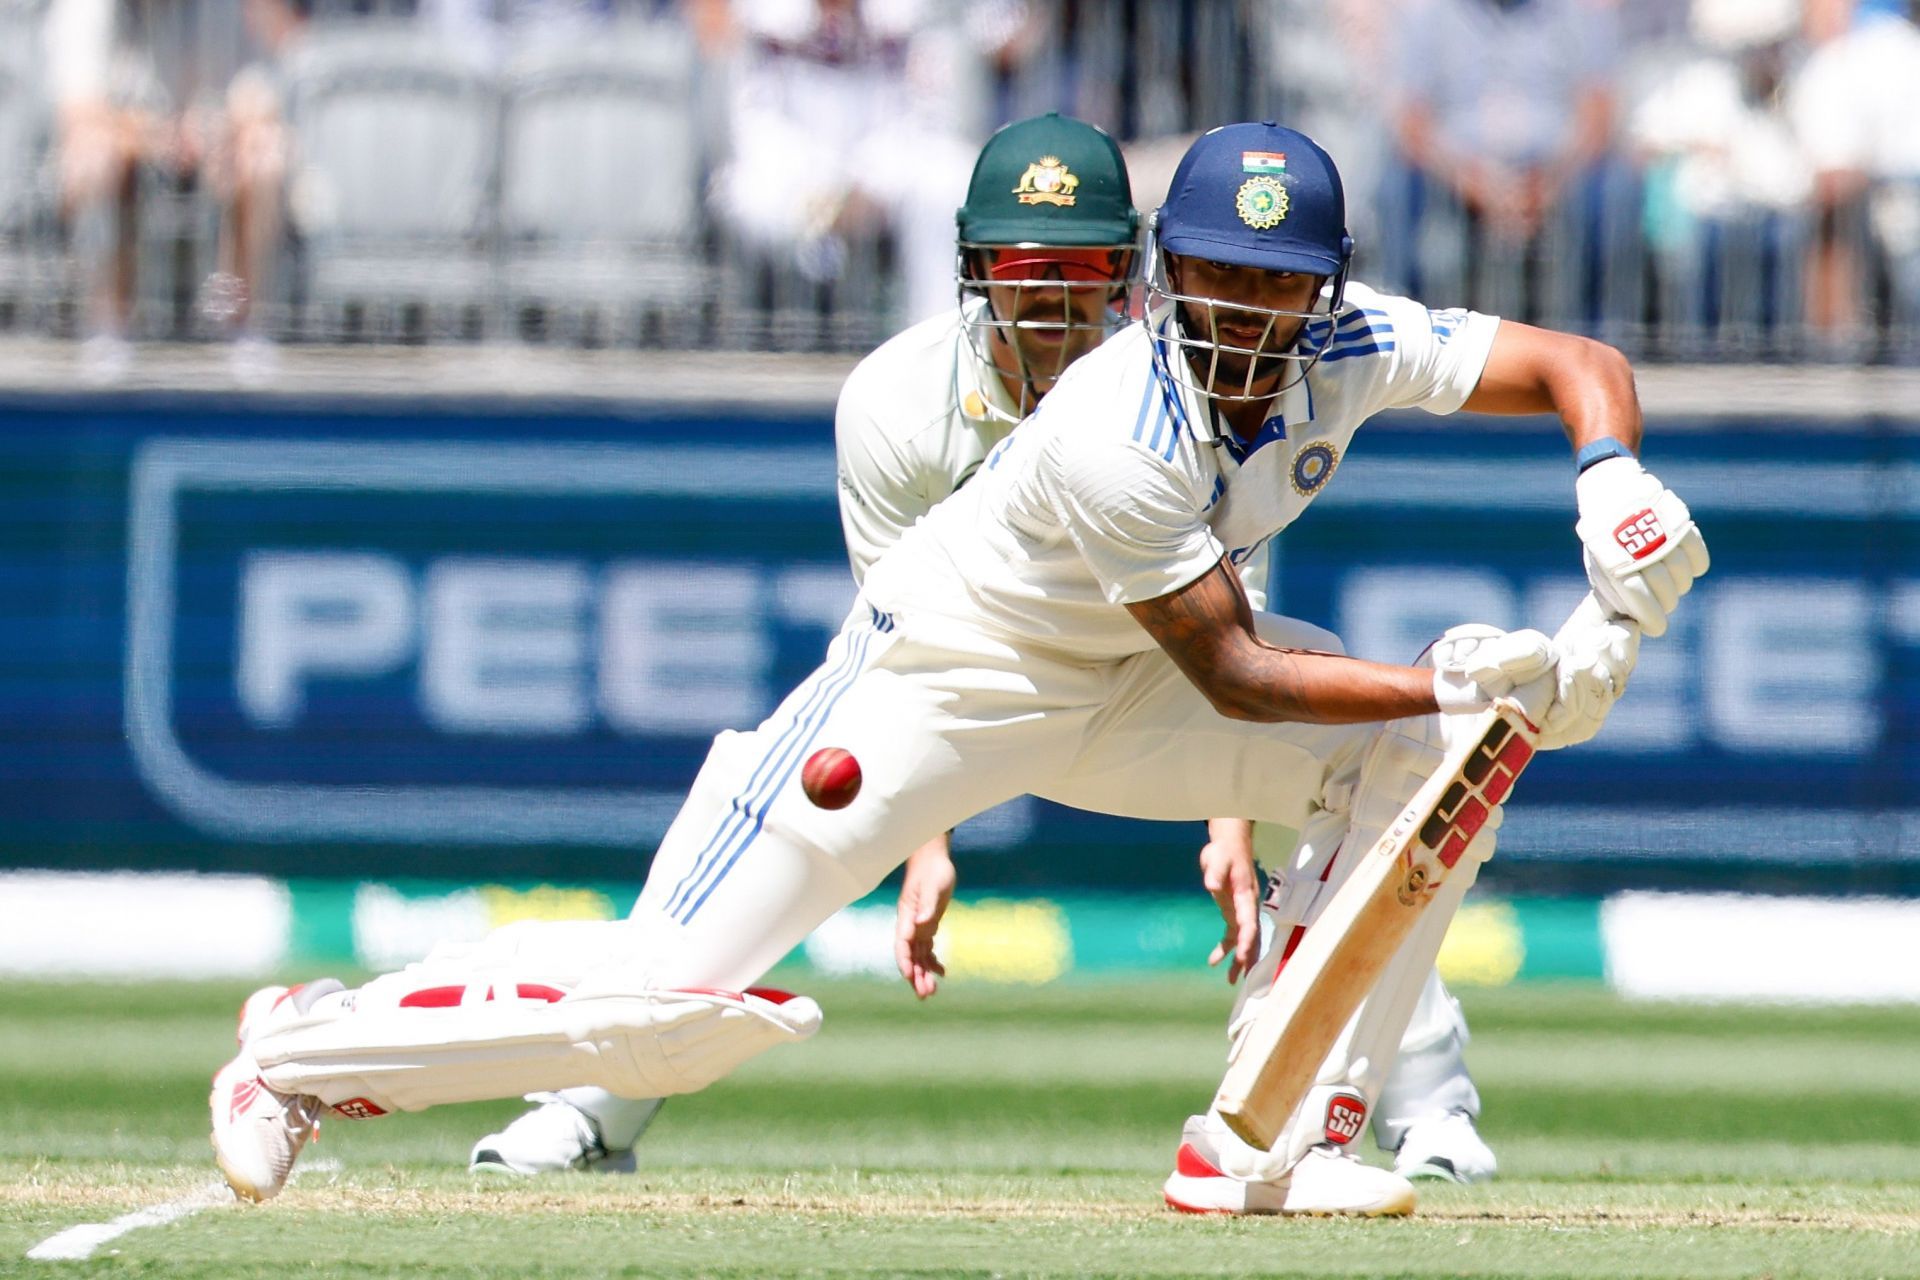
[{"x1": 3, "y1": 391, "x2": 1916, "y2": 893}]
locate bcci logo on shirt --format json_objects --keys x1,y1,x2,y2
[{"x1": 1290, "y1": 440, "x2": 1340, "y2": 495}]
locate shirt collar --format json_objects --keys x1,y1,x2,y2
[{"x1": 1148, "y1": 310, "x2": 1316, "y2": 465}]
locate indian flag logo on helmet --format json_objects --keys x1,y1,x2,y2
[
  {"x1": 1235, "y1": 175, "x2": 1289, "y2": 229},
  {"x1": 1241, "y1": 151, "x2": 1287, "y2": 174},
  {"x1": 1290, "y1": 440, "x2": 1340, "y2": 495}
]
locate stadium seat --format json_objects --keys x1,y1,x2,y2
[
  {"x1": 0, "y1": 2, "x2": 51, "y2": 332},
  {"x1": 283, "y1": 26, "x2": 498, "y2": 342},
  {"x1": 497, "y1": 23, "x2": 714, "y2": 347}
]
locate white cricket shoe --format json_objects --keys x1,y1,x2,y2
[
  {"x1": 470, "y1": 1094, "x2": 636, "y2": 1176},
  {"x1": 1162, "y1": 1116, "x2": 1416, "y2": 1217},
  {"x1": 1393, "y1": 1110, "x2": 1498, "y2": 1183},
  {"x1": 210, "y1": 1050, "x2": 322, "y2": 1202},
  {"x1": 1284, "y1": 1145, "x2": 1419, "y2": 1215},
  {"x1": 210, "y1": 980, "x2": 345, "y2": 1202}
]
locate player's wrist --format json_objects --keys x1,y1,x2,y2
[
  {"x1": 1431, "y1": 667, "x2": 1490, "y2": 714},
  {"x1": 1573, "y1": 451, "x2": 1646, "y2": 512},
  {"x1": 1574, "y1": 442, "x2": 1638, "y2": 482}
]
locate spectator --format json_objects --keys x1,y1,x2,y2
[
  {"x1": 419, "y1": 0, "x2": 638, "y2": 71},
  {"x1": 1629, "y1": 0, "x2": 1811, "y2": 347},
  {"x1": 42, "y1": 0, "x2": 305, "y2": 383},
  {"x1": 1122, "y1": 2, "x2": 1392, "y2": 273},
  {"x1": 1386, "y1": 0, "x2": 1621, "y2": 322},
  {"x1": 1789, "y1": 0, "x2": 1920, "y2": 342},
  {"x1": 0, "y1": 1, "x2": 48, "y2": 296},
  {"x1": 1256, "y1": 0, "x2": 1393, "y2": 252},
  {"x1": 691, "y1": 0, "x2": 1025, "y2": 327},
  {"x1": 1614, "y1": 0, "x2": 1694, "y2": 45}
]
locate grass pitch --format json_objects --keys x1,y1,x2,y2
[{"x1": 3, "y1": 975, "x2": 1919, "y2": 1278}]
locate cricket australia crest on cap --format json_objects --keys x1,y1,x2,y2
[
  {"x1": 1290, "y1": 440, "x2": 1339, "y2": 495},
  {"x1": 1235, "y1": 175, "x2": 1288, "y2": 229},
  {"x1": 1013, "y1": 156, "x2": 1080, "y2": 207}
]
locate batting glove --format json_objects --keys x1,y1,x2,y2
[
  {"x1": 1429, "y1": 623, "x2": 1556, "y2": 726},
  {"x1": 1575, "y1": 456, "x2": 1709, "y2": 638},
  {"x1": 1537, "y1": 597, "x2": 1640, "y2": 751}
]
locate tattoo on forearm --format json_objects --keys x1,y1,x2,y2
[{"x1": 1127, "y1": 560, "x2": 1435, "y2": 724}]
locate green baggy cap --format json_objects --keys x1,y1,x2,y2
[{"x1": 957, "y1": 113, "x2": 1138, "y2": 247}]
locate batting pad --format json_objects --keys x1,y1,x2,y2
[
  {"x1": 1216, "y1": 699, "x2": 1502, "y2": 1176},
  {"x1": 250, "y1": 985, "x2": 821, "y2": 1115}
]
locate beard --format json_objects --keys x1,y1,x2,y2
[{"x1": 1177, "y1": 302, "x2": 1304, "y2": 396}]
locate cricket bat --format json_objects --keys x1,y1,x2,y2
[{"x1": 1212, "y1": 699, "x2": 1541, "y2": 1151}]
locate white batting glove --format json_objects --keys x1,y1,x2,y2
[
  {"x1": 1536, "y1": 596, "x2": 1640, "y2": 751},
  {"x1": 1574, "y1": 455, "x2": 1710, "y2": 638},
  {"x1": 1429, "y1": 624, "x2": 1556, "y2": 725}
]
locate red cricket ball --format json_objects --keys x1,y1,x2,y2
[{"x1": 800, "y1": 747, "x2": 862, "y2": 810}]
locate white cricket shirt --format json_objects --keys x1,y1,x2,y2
[
  {"x1": 837, "y1": 298, "x2": 1272, "y2": 606},
  {"x1": 861, "y1": 281, "x2": 1500, "y2": 661},
  {"x1": 834, "y1": 299, "x2": 1022, "y2": 585}
]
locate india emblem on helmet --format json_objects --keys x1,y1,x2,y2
[{"x1": 1236, "y1": 175, "x2": 1289, "y2": 229}]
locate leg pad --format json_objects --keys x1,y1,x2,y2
[{"x1": 253, "y1": 985, "x2": 820, "y2": 1114}]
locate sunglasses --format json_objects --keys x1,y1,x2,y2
[{"x1": 982, "y1": 247, "x2": 1129, "y2": 283}]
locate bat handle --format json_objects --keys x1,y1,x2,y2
[
  {"x1": 1567, "y1": 591, "x2": 1612, "y2": 630},
  {"x1": 1565, "y1": 589, "x2": 1641, "y2": 633}
]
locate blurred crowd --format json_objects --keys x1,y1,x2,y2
[{"x1": 5, "y1": 0, "x2": 1920, "y2": 381}]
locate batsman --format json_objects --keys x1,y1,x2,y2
[
  {"x1": 470, "y1": 112, "x2": 1533, "y2": 1191},
  {"x1": 209, "y1": 121, "x2": 1706, "y2": 1217}
]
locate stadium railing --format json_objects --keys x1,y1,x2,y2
[{"x1": 1, "y1": 0, "x2": 1919, "y2": 365}]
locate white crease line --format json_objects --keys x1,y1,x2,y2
[{"x1": 25, "y1": 1157, "x2": 343, "y2": 1262}]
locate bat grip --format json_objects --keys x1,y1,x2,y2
[
  {"x1": 1567, "y1": 589, "x2": 1643, "y2": 635},
  {"x1": 1567, "y1": 591, "x2": 1613, "y2": 630}
]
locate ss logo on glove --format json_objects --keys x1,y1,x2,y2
[
  {"x1": 1575, "y1": 456, "x2": 1708, "y2": 637},
  {"x1": 1613, "y1": 510, "x2": 1667, "y2": 560}
]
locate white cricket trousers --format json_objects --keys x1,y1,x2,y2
[
  {"x1": 626, "y1": 600, "x2": 1371, "y2": 988},
  {"x1": 547, "y1": 600, "x2": 1481, "y2": 1161}
]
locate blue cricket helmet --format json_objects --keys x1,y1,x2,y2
[
  {"x1": 1147, "y1": 122, "x2": 1356, "y2": 405},
  {"x1": 1154, "y1": 122, "x2": 1353, "y2": 278}
]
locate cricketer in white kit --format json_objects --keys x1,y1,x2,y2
[
  {"x1": 465, "y1": 111, "x2": 1155, "y2": 1179},
  {"x1": 833, "y1": 115, "x2": 1503, "y2": 1185},
  {"x1": 471, "y1": 112, "x2": 1501, "y2": 1193},
  {"x1": 209, "y1": 123, "x2": 1704, "y2": 1217}
]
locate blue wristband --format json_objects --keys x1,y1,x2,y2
[{"x1": 1575, "y1": 438, "x2": 1635, "y2": 474}]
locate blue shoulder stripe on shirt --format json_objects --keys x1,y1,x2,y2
[
  {"x1": 1322, "y1": 327, "x2": 1388, "y2": 350},
  {"x1": 1145, "y1": 396, "x2": 1171, "y2": 457},
  {"x1": 1128, "y1": 372, "x2": 1159, "y2": 446},
  {"x1": 1305, "y1": 318, "x2": 1388, "y2": 346},
  {"x1": 1152, "y1": 388, "x2": 1185, "y2": 462},
  {"x1": 1304, "y1": 306, "x2": 1392, "y2": 339},
  {"x1": 1318, "y1": 340, "x2": 1396, "y2": 362},
  {"x1": 1318, "y1": 310, "x2": 1397, "y2": 354},
  {"x1": 1147, "y1": 332, "x2": 1192, "y2": 462}
]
